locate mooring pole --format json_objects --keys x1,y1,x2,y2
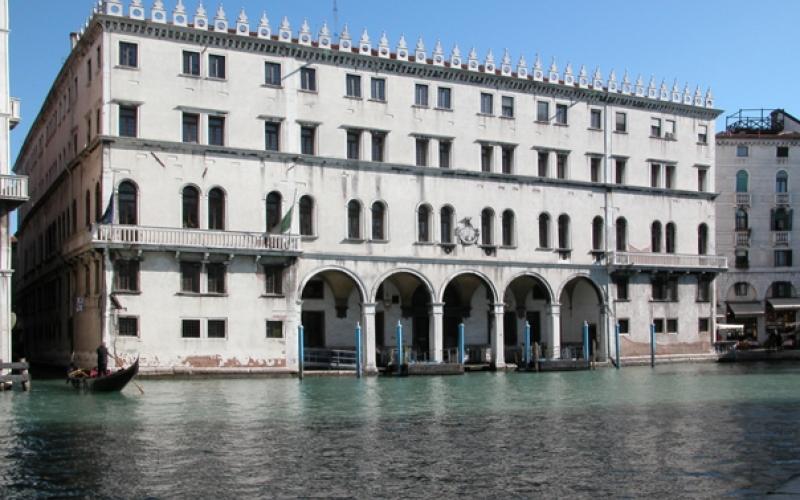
[
  {"x1": 524, "y1": 321, "x2": 531, "y2": 368},
  {"x1": 355, "y1": 322, "x2": 362, "y2": 378},
  {"x1": 582, "y1": 321, "x2": 589, "y2": 362},
  {"x1": 650, "y1": 322, "x2": 656, "y2": 368},
  {"x1": 533, "y1": 342, "x2": 540, "y2": 372},
  {"x1": 396, "y1": 321, "x2": 403, "y2": 375},
  {"x1": 615, "y1": 322, "x2": 621, "y2": 370},
  {"x1": 298, "y1": 325, "x2": 304, "y2": 380},
  {"x1": 458, "y1": 322, "x2": 465, "y2": 365}
]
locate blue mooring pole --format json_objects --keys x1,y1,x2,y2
[
  {"x1": 582, "y1": 321, "x2": 590, "y2": 361},
  {"x1": 396, "y1": 321, "x2": 403, "y2": 375},
  {"x1": 355, "y1": 322, "x2": 362, "y2": 378},
  {"x1": 458, "y1": 323, "x2": 465, "y2": 365},
  {"x1": 615, "y1": 322, "x2": 621, "y2": 370},
  {"x1": 298, "y1": 325, "x2": 304, "y2": 380},
  {"x1": 524, "y1": 321, "x2": 531, "y2": 367},
  {"x1": 650, "y1": 322, "x2": 656, "y2": 367}
]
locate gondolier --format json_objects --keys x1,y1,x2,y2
[{"x1": 97, "y1": 342, "x2": 109, "y2": 376}]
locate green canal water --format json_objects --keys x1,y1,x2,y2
[{"x1": 2, "y1": 362, "x2": 800, "y2": 498}]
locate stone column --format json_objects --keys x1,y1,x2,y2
[
  {"x1": 491, "y1": 303, "x2": 506, "y2": 368},
  {"x1": 599, "y1": 305, "x2": 609, "y2": 361},
  {"x1": 289, "y1": 299, "x2": 303, "y2": 372},
  {"x1": 430, "y1": 302, "x2": 444, "y2": 363},
  {"x1": 548, "y1": 303, "x2": 561, "y2": 359},
  {"x1": 362, "y1": 302, "x2": 377, "y2": 374}
]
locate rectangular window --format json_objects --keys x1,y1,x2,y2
[
  {"x1": 555, "y1": 104, "x2": 568, "y2": 125},
  {"x1": 480, "y1": 93, "x2": 494, "y2": 115},
  {"x1": 439, "y1": 141, "x2": 451, "y2": 168},
  {"x1": 300, "y1": 125, "x2": 315, "y2": 155},
  {"x1": 590, "y1": 109, "x2": 602, "y2": 129},
  {"x1": 346, "y1": 74, "x2": 362, "y2": 98},
  {"x1": 264, "y1": 265, "x2": 283, "y2": 295},
  {"x1": 615, "y1": 112, "x2": 627, "y2": 132},
  {"x1": 536, "y1": 101, "x2": 550, "y2": 122},
  {"x1": 415, "y1": 138, "x2": 429, "y2": 167},
  {"x1": 208, "y1": 54, "x2": 226, "y2": 79},
  {"x1": 371, "y1": 132, "x2": 385, "y2": 162},
  {"x1": 652, "y1": 277, "x2": 678, "y2": 301},
  {"x1": 697, "y1": 278, "x2": 711, "y2": 302},
  {"x1": 501, "y1": 96, "x2": 514, "y2": 118},
  {"x1": 665, "y1": 165, "x2": 675, "y2": 189},
  {"x1": 371, "y1": 78, "x2": 386, "y2": 101},
  {"x1": 698, "y1": 169, "x2": 707, "y2": 192},
  {"x1": 119, "y1": 42, "x2": 138, "y2": 68},
  {"x1": 667, "y1": 319, "x2": 678, "y2": 334},
  {"x1": 182, "y1": 113, "x2": 199, "y2": 143},
  {"x1": 618, "y1": 319, "x2": 630, "y2": 335},
  {"x1": 590, "y1": 157, "x2": 602, "y2": 183},
  {"x1": 180, "y1": 262, "x2": 201, "y2": 293},
  {"x1": 118, "y1": 105, "x2": 137, "y2": 138},
  {"x1": 264, "y1": 62, "x2": 281, "y2": 86},
  {"x1": 266, "y1": 320, "x2": 284, "y2": 339},
  {"x1": 301, "y1": 67, "x2": 317, "y2": 91},
  {"x1": 208, "y1": 116, "x2": 225, "y2": 146},
  {"x1": 118, "y1": 317, "x2": 139, "y2": 337},
  {"x1": 265, "y1": 121, "x2": 280, "y2": 151},
  {"x1": 208, "y1": 319, "x2": 226, "y2": 339},
  {"x1": 735, "y1": 282, "x2": 749, "y2": 296},
  {"x1": 501, "y1": 146, "x2": 514, "y2": 174},
  {"x1": 665, "y1": 119, "x2": 676, "y2": 139},
  {"x1": 556, "y1": 153, "x2": 568, "y2": 179},
  {"x1": 650, "y1": 163, "x2": 661, "y2": 188},
  {"x1": 414, "y1": 84, "x2": 429, "y2": 106},
  {"x1": 86, "y1": 59, "x2": 92, "y2": 83},
  {"x1": 777, "y1": 146, "x2": 789, "y2": 158},
  {"x1": 775, "y1": 250, "x2": 793, "y2": 267},
  {"x1": 698, "y1": 124, "x2": 708, "y2": 144},
  {"x1": 207, "y1": 263, "x2": 226, "y2": 294},
  {"x1": 615, "y1": 277, "x2": 629, "y2": 300},
  {"x1": 736, "y1": 145, "x2": 749, "y2": 157},
  {"x1": 437, "y1": 87, "x2": 452, "y2": 110},
  {"x1": 538, "y1": 151, "x2": 549, "y2": 177},
  {"x1": 699, "y1": 318, "x2": 710, "y2": 333},
  {"x1": 481, "y1": 145, "x2": 493, "y2": 172},
  {"x1": 735, "y1": 252, "x2": 749, "y2": 270},
  {"x1": 183, "y1": 50, "x2": 200, "y2": 76},
  {"x1": 114, "y1": 260, "x2": 140, "y2": 292},
  {"x1": 615, "y1": 159, "x2": 626, "y2": 184},
  {"x1": 181, "y1": 319, "x2": 201, "y2": 338},
  {"x1": 347, "y1": 130, "x2": 361, "y2": 160},
  {"x1": 653, "y1": 318, "x2": 665, "y2": 334},
  {"x1": 651, "y1": 117, "x2": 662, "y2": 137}
]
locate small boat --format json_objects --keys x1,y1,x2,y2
[{"x1": 68, "y1": 358, "x2": 139, "y2": 392}]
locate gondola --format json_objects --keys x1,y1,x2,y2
[{"x1": 68, "y1": 357, "x2": 139, "y2": 392}]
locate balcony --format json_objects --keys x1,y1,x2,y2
[
  {"x1": 734, "y1": 230, "x2": 750, "y2": 248},
  {"x1": 91, "y1": 224, "x2": 302, "y2": 255},
  {"x1": 9, "y1": 97, "x2": 20, "y2": 130},
  {"x1": 773, "y1": 231, "x2": 791, "y2": 247},
  {"x1": 0, "y1": 174, "x2": 28, "y2": 210},
  {"x1": 776, "y1": 193, "x2": 792, "y2": 206},
  {"x1": 735, "y1": 193, "x2": 751, "y2": 206},
  {"x1": 609, "y1": 251, "x2": 727, "y2": 272}
]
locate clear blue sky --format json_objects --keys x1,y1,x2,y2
[{"x1": 9, "y1": 0, "x2": 800, "y2": 164}]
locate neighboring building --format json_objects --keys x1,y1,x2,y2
[
  {"x1": 13, "y1": 0, "x2": 724, "y2": 374},
  {"x1": 0, "y1": 0, "x2": 29, "y2": 371},
  {"x1": 716, "y1": 109, "x2": 800, "y2": 343}
]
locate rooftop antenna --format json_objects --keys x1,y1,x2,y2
[{"x1": 333, "y1": 0, "x2": 339, "y2": 38}]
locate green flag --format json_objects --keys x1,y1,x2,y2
[{"x1": 279, "y1": 206, "x2": 293, "y2": 233}]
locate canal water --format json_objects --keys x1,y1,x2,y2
[{"x1": 1, "y1": 363, "x2": 800, "y2": 498}]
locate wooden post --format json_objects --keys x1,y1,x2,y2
[
  {"x1": 591, "y1": 339, "x2": 597, "y2": 369},
  {"x1": 20, "y1": 358, "x2": 29, "y2": 392}
]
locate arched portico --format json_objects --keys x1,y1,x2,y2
[
  {"x1": 503, "y1": 273, "x2": 554, "y2": 363},
  {"x1": 558, "y1": 275, "x2": 606, "y2": 360}
]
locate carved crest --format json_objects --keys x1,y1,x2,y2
[{"x1": 456, "y1": 217, "x2": 480, "y2": 246}]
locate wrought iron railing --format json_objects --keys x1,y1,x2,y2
[
  {"x1": 303, "y1": 348, "x2": 357, "y2": 369},
  {"x1": 773, "y1": 231, "x2": 791, "y2": 247},
  {"x1": 735, "y1": 230, "x2": 750, "y2": 247},
  {"x1": 776, "y1": 193, "x2": 791, "y2": 206},
  {"x1": 0, "y1": 174, "x2": 28, "y2": 201},
  {"x1": 735, "y1": 193, "x2": 751, "y2": 206}
]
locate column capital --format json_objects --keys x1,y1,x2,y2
[
  {"x1": 430, "y1": 302, "x2": 444, "y2": 314},
  {"x1": 548, "y1": 302, "x2": 561, "y2": 314},
  {"x1": 362, "y1": 302, "x2": 377, "y2": 314},
  {"x1": 492, "y1": 302, "x2": 505, "y2": 314}
]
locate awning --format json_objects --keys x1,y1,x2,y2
[
  {"x1": 768, "y1": 298, "x2": 800, "y2": 311},
  {"x1": 728, "y1": 302, "x2": 765, "y2": 316}
]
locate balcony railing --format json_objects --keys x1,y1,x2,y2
[
  {"x1": 91, "y1": 224, "x2": 302, "y2": 254},
  {"x1": 609, "y1": 251, "x2": 727, "y2": 270},
  {"x1": 773, "y1": 231, "x2": 791, "y2": 247},
  {"x1": 735, "y1": 230, "x2": 750, "y2": 247},
  {"x1": 776, "y1": 193, "x2": 791, "y2": 206},
  {"x1": 735, "y1": 193, "x2": 751, "y2": 206},
  {"x1": 0, "y1": 174, "x2": 28, "y2": 207}
]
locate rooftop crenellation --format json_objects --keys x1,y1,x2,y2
[{"x1": 90, "y1": 0, "x2": 715, "y2": 109}]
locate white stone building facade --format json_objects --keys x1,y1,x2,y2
[
  {"x1": 14, "y1": 0, "x2": 724, "y2": 374},
  {"x1": 716, "y1": 109, "x2": 800, "y2": 343}
]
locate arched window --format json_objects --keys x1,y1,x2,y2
[
  {"x1": 616, "y1": 217, "x2": 627, "y2": 252},
  {"x1": 698, "y1": 223, "x2": 708, "y2": 255},
  {"x1": 557, "y1": 214, "x2": 570, "y2": 249},
  {"x1": 266, "y1": 191, "x2": 282, "y2": 233},
  {"x1": 502, "y1": 210, "x2": 515, "y2": 247},
  {"x1": 299, "y1": 195, "x2": 314, "y2": 236},
  {"x1": 440, "y1": 206, "x2": 454, "y2": 244},
  {"x1": 735, "y1": 170, "x2": 749, "y2": 193},
  {"x1": 371, "y1": 201, "x2": 385, "y2": 240},
  {"x1": 651, "y1": 221, "x2": 662, "y2": 252},
  {"x1": 94, "y1": 182, "x2": 102, "y2": 222},
  {"x1": 481, "y1": 208, "x2": 494, "y2": 245},
  {"x1": 772, "y1": 208, "x2": 792, "y2": 231},
  {"x1": 417, "y1": 204, "x2": 432, "y2": 242},
  {"x1": 538, "y1": 213, "x2": 550, "y2": 248},
  {"x1": 347, "y1": 200, "x2": 362, "y2": 239},
  {"x1": 182, "y1": 186, "x2": 200, "y2": 229},
  {"x1": 592, "y1": 216, "x2": 604, "y2": 250},
  {"x1": 735, "y1": 208, "x2": 748, "y2": 231},
  {"x1": 665, "y1": 222, "x2": 676, "y2": 254},
  {"x1": 776, "y1": 170, "x2": 789, "y2": 193},
  {"x1": 208, "y1": 188, "x2": 225, "y2": 230},
  {"x1": 118, "y1": 181, "x2": 137, "y2": 225}
]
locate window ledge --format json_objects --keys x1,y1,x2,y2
[
  {"x1": 411, "y1": 104, "x2": 429, "y2": 110},
  {"x1": 476, "y1": 112, "x2": 495, "y2": 118},
  {"x1": 696, "y1": 141, "x2": 708, "y2": 146},
  {"x1": 615, "y1": 299, "x2": 630, "y2": 303},
  {"x1": 613, "y1": 130, "x2": 628, "y2": 135},
  {"x1": 176, "y1": 292, "x2": 229, "y2": 297},
  {"x1": 499, "y1": 245, "x2": 517, "y2": 250},
  {"x1": 369, "y1": 239, "x2": 389, "y2": 244},
  {"x1": 342, "y1": 238, "x2": 365, "y2": 244},
  {"x1": 434, "y1": 107, "x2": 453, "y2": 112},
  {"x1": 536, "y1": 247, "x2": 553, "y2": 251},
  {"x1": 113, "y1": 290, "x2": 141, "y2": 296},
  {"x1": 649, "y1": 300, "x2": 679, "y2": 303},
  {"x1": 535, "y1": 120, "x2": 550, "y2": 125},
  {"x1": 205, "y1": 76, "x2": 228, "y2": 82},
  {"x1": 587, "y1": 127, "x2": 603, "y2": 132},
  {"x1": 553, "y1": 122, "x2": 569, "y2": 127},
  {"x1": 499, "y1": 115, "x2": 515, "y2": 120},
  {"x1": 414, "y1": 241, "x2": 437, "y2": 246},
  {"x1": 261, "y1": 84, "x2": 284, "y2": 89},
  {"x1": 344, "y1": 95, "x2": 363, "y2": 100},
  {"x1": 368, "y1": 98, "x2": 387, "y2": 104},
  {"x1": 114, "y1": 65, "x2": 139, "y2": 71},
  {"x1": 298, "y1": 89, "x2": 319, "y2": 95},
  {"x1": 260, "y1": 294, "x2": 286, "y2": 299},
  {"x1": 301, "y1": 235, "x2": 319, "y2": 241},
  {"x1": 179, "y1": 73, "x2": 202, "y2": 79}
]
